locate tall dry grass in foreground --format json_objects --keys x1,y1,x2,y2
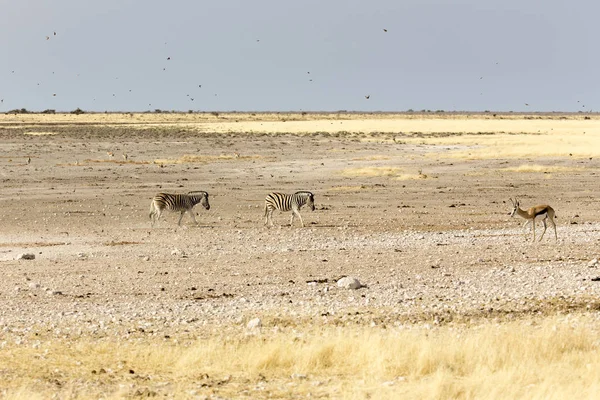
[{"x1": 2, "y1": 314, "x2": 600, "y2": 399}]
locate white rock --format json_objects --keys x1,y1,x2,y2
[
  {"x1": 246, "y1": 318, "x2": 262, "y2": 329},
  {"x1": 337, "y1": 276, "x2": 363, "y2": 290},
  {"x1": 16, "y1": 253, "x2": 35, "y2": 260},
  {"x1": 28, "y1": 282, "x2": 41, "y2": 289},
  {"x1": 588, "y1": 258, "x2": 598, "y2": 268}
]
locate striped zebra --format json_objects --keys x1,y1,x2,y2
[
  {"x1": 264, "y1": 191, "x2": 315, "y2": 227},
  {"x1": 149, "y1": 191, "x2": 210, "y2": 226}
]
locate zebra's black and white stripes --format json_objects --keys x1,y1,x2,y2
[
  {"x1": 149, "y1": 191, "x2": 210, "y2": 226},
  {"x1": 264, "y1": 191, "x2": 315, "y2": 227}
]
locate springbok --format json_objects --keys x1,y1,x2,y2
[{"x1": 509, "y1": 198, "x2": 557, "y2": 241}]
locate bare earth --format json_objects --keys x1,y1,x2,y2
[{"x1": 1, "y1": 112, "x2": 600, "y2": 397}]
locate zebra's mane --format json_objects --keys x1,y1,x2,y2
[
  {"x1": 294, "y1": 191, "x2": 313, "y2": 197},
  {"x1": 188, "y1": 191, "x2": 208, "y2": 196}
]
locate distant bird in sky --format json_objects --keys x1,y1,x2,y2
[
  {"x1": 52, "y1": 93, "x2": 56, "y2": 96},
  {"x1": 525, "y1": 103, "x2": 529, "y2": 106},
  {"x1": 46, "y1": 36, "x2": 50, "y2": 40},
  {"x1": 199, "y1": 85, "x2": 202, "y2": 88},
  {"x1": 383, "y1": 28, "x2": 387, "y2": 32},
  {"x1": 365, "y1": 95, "x2": 370, "y2": 99},
  {"x1": 167, "y1": 57, "x2": 171, "y2": 60}
]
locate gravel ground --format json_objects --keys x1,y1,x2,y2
[{"x1": 1, "y1": 121, "x2": 600, "y2": 342}]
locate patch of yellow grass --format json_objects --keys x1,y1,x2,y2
[
  {"x1": 351, "y1": 155, "x2": 391, "y2": 161},
  {"x1": 341, "y1": 167, "x2": 402, "y2": 177},
  {"x1": 341, "y1": 167, "x2": 429, "y2": 180},
  {"x1": 154, "y1": 154, "x2": 261, "y2": 165},
  {"x1": 328, "y1": 185, "x2": 366, "y2": 192},
  {"x1": 22, "y1": 131, "x2": 60, "y2": 135},
  {"x1": 2, "y1": 314, "x2": 600, "y2": 399},
  {"x1": 419, "y1": 130, "x2": 600, "y2": 159},
  {"x1": 502, "y1": 164, "x2": 585, "y2": 173}
]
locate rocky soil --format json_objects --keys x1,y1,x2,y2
[{"x1": 1, "y1": 122, "x2": 600, "y2": 343}]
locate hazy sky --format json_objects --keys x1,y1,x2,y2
[{"x1": 1, "y1": 0, "x2": 598, "y2": 112}]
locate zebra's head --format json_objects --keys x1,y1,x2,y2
[
  {"x1": 297, "y1": 191, "x2": 315, "y2": 211},
  {"x1": 189, "y1": 191, "x2": 210, "y2": 210}
]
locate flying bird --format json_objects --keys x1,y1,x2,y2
[
  {"x1": 525, "y1": 103, "x2": 529, "y2": 106},
  {"x1": 167, "y1": 57, "x2": 171, "y2": 60},
  {"x1": 365, "y1": 95, "x2": 370, "y2": 99},
  {"x1": 54, "y1": 31, "x2": 56, "y2": 36},
  {"x1": 46, "y1": 36, "x2": 50, "y2": 40},
  {"x1": 53, "y1": 93, "x2": 56, "y2": 96},
  {"x1": 383, "y1": 28, "x2": 388, "y2": 32}
]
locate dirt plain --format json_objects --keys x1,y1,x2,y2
[{"x1": 1, "y1": 112, "x2": 600, "y2": 398}]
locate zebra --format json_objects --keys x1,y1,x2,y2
[
  {"x1": 264, "y1": 191, "x2": 315, "y2": 227},
  {"x1": 149, "y1": 191, "x2": 210, "y2": 226}
]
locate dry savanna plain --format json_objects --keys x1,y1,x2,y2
[{"x1": 1, "y1": 112, "x2": 600, "y2": 399}]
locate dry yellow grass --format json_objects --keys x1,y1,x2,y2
[
  {"x1": 501, "y1": 164, "x2": 586, "y2": 173},
  {"x1": 2, "y1": 314, "x2": 600, "y2": 399},
  {"x1": 341, "y1": 167, "x2": 429, "y2": 180},
  {"x1": 4, "y1": 113, "x2": 600, "y2": 159},
  {"x1": 153, "y1": 154, "x2": 262, "y2": 165},
  {"x1": 351, "y1": 155, "x2": 391, "y2": 161}
]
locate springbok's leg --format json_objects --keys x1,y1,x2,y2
[
  {"x1": 539, "y1": 216, "x2": 548, "y2": 241},
  {"x1": 549, "y1": 216, "x2": 558, "y2": 240}
]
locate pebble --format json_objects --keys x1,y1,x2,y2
[
  {"x1": 337, "y1": 277, "x2": 363, "y2": 290},
  {"x1": 16, "y1": 253, "x2": 35, "y2": 260},
  {"x1": 246, "y1": 318, "x2": 262, "y2": 329}
]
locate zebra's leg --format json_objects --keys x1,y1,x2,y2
[
  {"x1": 153, "y1": 208, "x2": 162, "y2": 226},
  {"x1": 189, "y1": 210, "x2": 199, "y2": 226},
  {"x1": 177, "y1": 211, "x2": 185, "y2": 226},
  {"x1": 268, "y1": 209, "x2": 275, "y2": 227},
  {"x1": 293, "y1": 210, "x2": 304, "y2": 227},
  {"x1": 290, "y1": 212, "x2": 295, "y2": 227}
]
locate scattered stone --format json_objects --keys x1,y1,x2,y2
[
  {"x1": 337, "y1": 276, "x2": 363, "y2": 290},
  {"x1": 16, "y1": 253, "x2": 35, "y2": 260},
  {"x1": 291, "y1": 373, "x2": 307, "y2": 380},
  {"x1": 588, "y1": 258, "x2": 598, "y2": 268},
  {"x1": 28, "y1": 282, "x2": 41, "y2": 289},
  {"x1": 246, "y1": 318, "x2": 262, "y2": 329},
  {"x1": 171, "y1": 248, "x2": 186, "y2": 257}
]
